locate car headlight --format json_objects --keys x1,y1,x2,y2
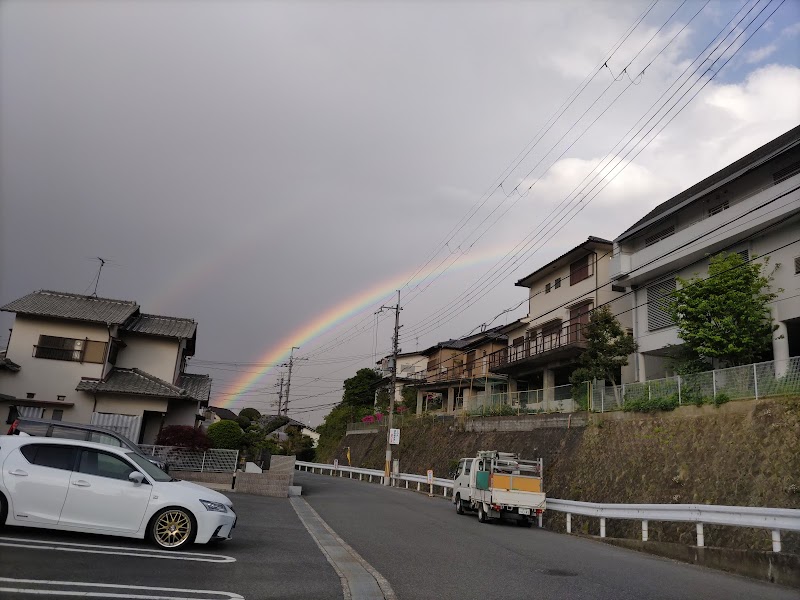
[{"x1": 199, "y1": 499, "x2": 228, "y2": 513}]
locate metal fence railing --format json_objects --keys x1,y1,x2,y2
[
  {"x1": 139, "y1": 445, "x2": 239, "y2": 472},
  {"x1": 591, "y1": 356, "x2": 800, "y2": 412},
  {"x1": 469, "y1": 385, "x2": 579, "y2": 416},
  {"x1": 295, "y1": 461, "x2": 800, "y2": 553}
]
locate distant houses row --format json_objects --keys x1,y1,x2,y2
[{"x1": 377, "y1": 126, "x2": 800, "y2": 414}]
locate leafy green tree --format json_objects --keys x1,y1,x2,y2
[
  {"x1": 262, "y1": 415, "x2": 290, "y2": 434},
  {"x1": 342, "y1": 368, "x2": 382, "y2": 407},
  {"x1": 401, "y1": 386, "x2": 417, "y2": 410},
  {"x1": 207, "y1": 420, "x2": 243, "y2": 449},
  {"x1": 238, "y1": 407, "x2": 262, "y2": 422},
  {"x1": 316, "y1": 403, "x2": 372, "y2": 462},
  {"x1": 668, "y1": 252, "x2": 778, "y2": 367},
  {"x1": 235, "y1": 415, "x2": 252, "y2": 430},
  {"x1": 374, "y1": 387, "x2": 391, "y2": 413},
  {"x1": 570, "y1": 306, "x2": 636, "y2": 392}
]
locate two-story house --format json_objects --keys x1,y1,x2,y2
[
  {"x1": 0, "y1": 290, "x2": 212, "y2": 443},
  {"x1": 610, "y1": 126, "x2": 800, "y2": 380},
  {"x1": 487, "y1": 237, "x2": 634, "y2": 404},
  {"x1": 376, "y1": 351, "x2": 427, "y2": 407},
  {"x1": 414, "y1": 327, "x2": 508, "y2": 414}
]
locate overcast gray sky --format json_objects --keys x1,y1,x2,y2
[{"x1": 2, "y1": 0, "x2": 799, "y2": 425}]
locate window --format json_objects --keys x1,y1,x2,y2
[
  {"x1": 737, "y1": 249, "x2": 749, "y2": 263},
  {"x1": 49, "y1": 425, "x2": 89, "y2": 441},
  {"x1": 647, "y1": 278, "x2": 677, "y2": 331},
  {"x1": 554, "y1": 277, "x2": 561, "y2": 289},
  {"x1": 794, "y1": 256, "x2": 800, "y2": 275},
  {"x1": 57, "y1": 395, "x2": 66, "y2": 401},
  {"x1": 773, "y1": 160, "x2": 800, "y2": 184},
  {"x1": 34, "y1": 335, "x2": 107, "y2": 364},
  {"x1": 569, "y1": 303, "x2": 592, "y2": 343},
  {"x1": 545, "y1": 283, "x2": 551, "y2": 294},
  {"x1": 89, "y1": 432, "x2": 123, "y2": 447},
  {"x1": 77, "y1": 450, "x2": 136, "y2": 481},
  {"x1": 52, "y1": 409, "x2": 64, "y2": 421},
  {"x1": 26, "y1": 393, "x2": 35, "y2": 399},
  {"x1": 708, "y1": 200, "x2": 729, "y2": 217},
  {"x1": 20, "y1": 444, "x2": 78, "y2": 471},
  {"x1": 570, "y1": 255, "x2": 591, "y2": 285},
  {"x1": 644, "y1": 225, "x2": 675, "y2": 247}
]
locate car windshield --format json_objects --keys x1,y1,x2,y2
[{"x1": 127, "y1": 453, "x2": 173, "y2": 482}]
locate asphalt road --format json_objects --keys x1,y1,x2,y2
[
  {"x1": 296, "y1": 471, "x2": 799, "y2": 600},
  {"x1": 0, "y1": 493, "x2": 342, "y2": 600}
]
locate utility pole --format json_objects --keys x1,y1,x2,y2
[
  {"x1": 275, "y1": 372, "x2": 285, "y2": 415},
  {"x1": 379, "y1": 290, "x2": 402, "y2": 486},
  {"x1": 282, "y1": 346, "x2": 302, "y2": 417}
]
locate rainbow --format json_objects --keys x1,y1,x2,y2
[{"x1": 217, "y1": 242, "x2": 527, "y2": 408}]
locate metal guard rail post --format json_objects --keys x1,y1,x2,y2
[{"x1": 296, "y1": 461, "x2": 800, "y2": 552}]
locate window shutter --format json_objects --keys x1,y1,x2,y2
[
  {"x1": 647, "y1": 278, "x2": 676, "y2": 331},
  {"x1": 773, "y1": 160, "x2": 800, "y2": 184},
  {"x1": 644, "y1": 225, "x2": 675, "y2": 247}
]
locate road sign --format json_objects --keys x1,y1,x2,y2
[
  {"x1": 389, "y1": 428, "x2": 400, "y2": 445},
  {"x1": 333, "y1": 459, "x2": 339, "y2": 469},
  {"x1": 426, "y1": 469, "x2": 434, "y2": 484}
]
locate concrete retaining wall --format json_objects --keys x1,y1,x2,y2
[
  {"x1": 465, "y1": 412, "x2": 588, "y2": 432},
  {"x1": 171, "y1": 455, "x2": 296, "y2": 497}
]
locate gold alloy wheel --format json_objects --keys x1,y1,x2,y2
[{"x1": 154, "y1": 510, "x2": 192, "y2": 548}]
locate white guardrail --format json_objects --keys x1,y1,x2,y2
[{"x1": 295, "y1": 461, "x2": 800, "y2": 553}]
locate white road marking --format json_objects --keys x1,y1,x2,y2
[
  {"x1": 0, "y1": 536, "x2": 235, "y2": 563},
  {"x1": 0, "y1": 578, "x2": 243, "y2": 599}
]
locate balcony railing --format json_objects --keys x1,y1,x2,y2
[{"x1": 488, "y1": 321, "x2": 587, "y2": 371}]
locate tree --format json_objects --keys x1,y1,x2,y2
[
  {"x1": 342, "y1": 368, "x2": 382, "y2": 407},
  {"x1": 235, "y1": 415, "x2": 253, "y2": 430},
  {"x1": 154, "y1": 425, "x2": 211, "y2": 451},
  {"x1": 207, "y1": 420, "x2": 243, "y2": 449},
  {"x1": 316, "y1": 403, "x2": 372, "y2": 462},
  {"x1": 238, "y1": 407, "x2": 262, "y2": 422},
  {"x1": 401, "y1": 385, "x2": 417, "y2": 409},
  {"x1": 668, "y1": 252, "x2": 778, "y2": 367},
  {"x1": 570, "y1": 305, "x2": 636, "y2": 391}
]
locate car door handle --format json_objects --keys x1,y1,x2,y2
[
  {"x1": 72, "y1": 480, "x2": 91, "y2": 487},
  {"x1": 8, "y1": 469, "x2": 28, "y2": 476}
]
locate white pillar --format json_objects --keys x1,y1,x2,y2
[
  {"x1": 566, "y1": 513, "x2": 572, "y2": 534},
  {"x1": 447, "y1": 387, "x2": 456, "y2": 413},
  {"x1": 600, "y1": 518, "x2": 606, "y2": 538},
  {"x1": 772, "y1": 530, "x2": 781, "y2": 553},
  {"x1": 773, "y1": 321, "x2": 789, "y2": 377},
  {"x1": 637, "y1": 352, "x2": 647, "y2": 383},
  {"x1": 543, "y1": 369, "x2": 555, "y2": 406},
  {"x1": 696, "y1": 523, "x2": 704, "y2": 547},
  {"x1": 416, "y1": 389, "x2": 425, "y2": 414},
  {"x1": 642, "y1": 520, "x2": 648, "y2": 542}
]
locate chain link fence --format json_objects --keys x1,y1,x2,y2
[
  {"x1": 139, "y1": 445, "x2": 239, "y2": 472},
  {"x1": 591, "y1": 357, "x2": 800, "y2": 412}
]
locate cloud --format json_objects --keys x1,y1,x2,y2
[
  {"x1": 781, "y1": 22, "x2": 800, "y2": 38},
  {"x1": 744, "y1": 44, "x2": 778, "y2": 64}
]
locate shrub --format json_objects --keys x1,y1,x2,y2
[
  {"x1": 208, "y1": 420, "x2": 244, "y2": 449},
  {"x1": 713, "y1": 392, "x2": 731, "y2": 407},
  {"x1": 374, "y1": 412, "x2": 383, "y2": 421},
  {"x1": 362, "y1": 415, "x2": 375, "y2": 423},
  {"x1": 155, "y1": 425, "x2": 211, "y2": 451},
  {"x1": 623, "y1": 393, "x2": 680, "y2": 413}
]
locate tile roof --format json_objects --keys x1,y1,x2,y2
[
  {"x1": 177, "y1": 373, "x2": 212, "y2": 402},
  {"x1": 123, "y1": 313, "x2": 197, "y2": 339},
  {"x1": 0, "y1": 353, "x2": 21, "y2": 372},
  {"x1": 616, "y1": 125, "x2": 800, "y2": 242},
  {"x1": 1, "y1": 290, "x2": 139, "y2": 325},
  {"x1": 76, "y1": 368, "x2": 186, "y2": 398},
  {"x1": 515, "y1": 237, "x2": 612, "y2": 288},
  {"x1": 209, "y1": 406, "x2": 238, "y2": 421}
]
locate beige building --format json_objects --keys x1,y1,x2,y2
[
  {"x1": 414, "y1": 327, "x2": 509, "y2": 414},
  {"x1": 0, "y1": 290, "x2": 211, "y2": 443},
  {"x1": 488, "y1": 237, "x2": 634, "y2": 398}
]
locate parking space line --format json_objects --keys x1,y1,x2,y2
[
  {"x1": 0, "y1": 578, "x2": 243, "y2": 599},
  {"x1": 0, "y1": 536, "x2": 235, "y2": 563}
]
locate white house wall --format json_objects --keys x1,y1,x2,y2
[
  {"x1": 116, "y1": 335, "x2": 180, "y2": 383},
  {"x1": 1, "y1": 315, "x2": 109, "y2": 404}
]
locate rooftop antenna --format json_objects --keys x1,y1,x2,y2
[{"x1": 91, "y1": 257, "x2": 106, "y2": 297}]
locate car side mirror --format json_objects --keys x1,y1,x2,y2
[{"x1": 129, "y1": 472, "x2": 145, "y2": 485}]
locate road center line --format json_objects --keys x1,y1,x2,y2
[
  {"x1": 0, "y1": 536, "x2": 235, "y2": 563},
  {"x1": 290, "y1": 497, "x2": 396, "y2": 600},
  {"x1": 0, "y1": 577, "x2": 243, "y2": 599}
]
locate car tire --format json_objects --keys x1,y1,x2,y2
[
  {"x1": 455, "y1": 494, "x2": 465, "y2": 515},
  {"x1": 147, "y1": 507, "x2": 197, "y2": 550},
  {"x1": 478, "y1": 504, "x2": 489, "y2": 524},
  {"x1": 0, "y1": 493, "x2": 7, "y2": 529}
]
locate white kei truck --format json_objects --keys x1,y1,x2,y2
[{"x1": 452, "y1": 450, "x2": 545, "y2": 527}]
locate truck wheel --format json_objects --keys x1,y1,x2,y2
[
  {"x1": 455, "y1": 494, "x2": 465, "y2": 515},
  {"x1": 517, "y1": 518, "x2": 532, "y2": 528},
  {"x1": 478, "y1": 504, "x2": 489, "y2": 523}
]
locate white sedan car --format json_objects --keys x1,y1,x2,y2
[{"x1": 0, "y1": 436, "x2": 235, "y2": 549}]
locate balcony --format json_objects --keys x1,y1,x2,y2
[
  {"x1": 488, "y1": 322, "x2": 588, "y2": 375},
  {"x1": 420, "y1": 360, "x2": 506, "y2": 386}
]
